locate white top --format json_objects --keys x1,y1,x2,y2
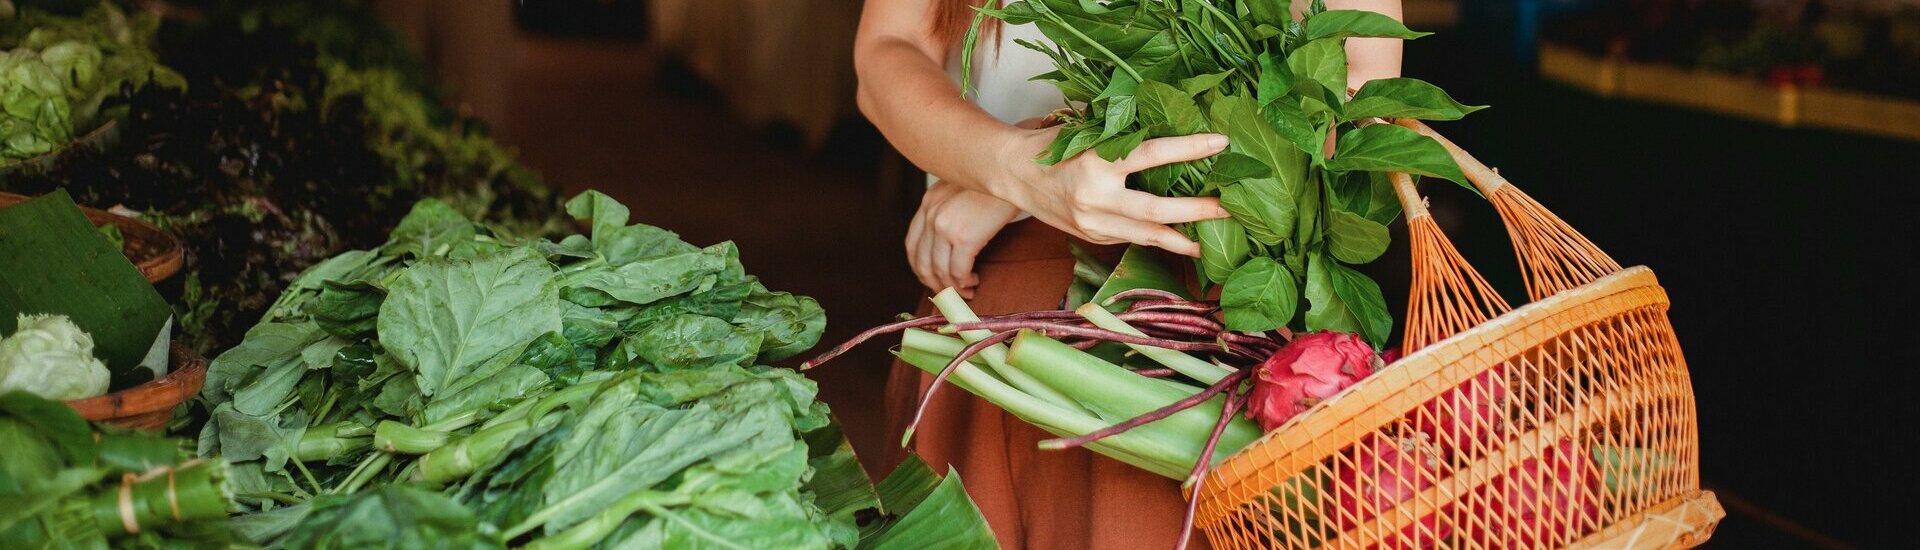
[{"x1": 927, "y1": 10, "x2": 1062, "y2": 222}]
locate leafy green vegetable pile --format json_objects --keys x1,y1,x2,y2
[
  {"x1": 198, "y1": 191, "x2": 968, "y2": 548},
  {"x1": 972, "y1": 0, "x2": 1482, "y2": 346},
  {"x1": 0, "y1": 2, "x2": 182, "y2": 162},
  {"x1": 1, "y1": 391, "x2": 233, "y2": 548},
  {"x1": 1, "y1": 2, "x2": 563, "y2": 351}
]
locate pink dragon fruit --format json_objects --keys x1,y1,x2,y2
[
  {"x1": 1334, "y1": 434, "x2": 1452, "y2": 549},
  {"x1": 1246, "y1": 331, "x2": 1381, "y2": 431},
  {"x1": 1466, "y1": 438, "x2": 1603, "y2": 547}
]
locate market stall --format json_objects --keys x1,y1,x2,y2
[{"x1": 3, "y1": 1, "x2": 1725, "y2": 548}]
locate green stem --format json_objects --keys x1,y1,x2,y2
[
  {"x1": 1039, "y1": 11, "x2": 1144, "y2": 82},
  {"x1": 1075, "y1": 303, "x2": 1234, "y2": 384},
  {"x1": 900, "y1": 330, "x2": 1200, "y2": 478},
  {"x1": 929, "y1": 289, "x2": 1092, "y2": 417},
  {"x1": 1004, "y1": 330, "x2": 1261, "y2": 456}
]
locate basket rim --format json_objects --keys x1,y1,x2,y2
[
  {"x1": 64, "y1": 342, "x2": 206, "y2": 421},
  {"x1": 0, "y1": 190, "x2": 184, "y2": 284},
  {"x1": 1197, "y1": 266, "x2": 1671, "y2": 521}
]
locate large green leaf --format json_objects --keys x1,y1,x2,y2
[
  {"x1": 1326, "y1": 124, "x2": 1468, "y2": 186},
  {"x1": 1286, "y1": 38, "x2": 1348, "y2": 101},
  {"x1": 1221, "y1": 257, "x2": 1300, "y2": 332},
  {"x1": 1193, "y1": 218, "x2": 1250, "y2": 284},
  {"x1": 380, "y1": 199, "x2": 475, "y2": 258},
  {"x1": 1135, "y1": 80, "x2": 1204, "y2": 136},
  {"x1": 559, "y1": 243, "x2": 731, "y2": 307},
  {"x1": 626, "y1": 315, "x2": 762, "y2": 371},
  {"x1": 1331, "y1": 262, "x2": 1393, "y2": 346},
  {"x1": 1304, "y1": 10, "x2": 1432, "y2": 41},
  {"x1": 1220, "y1": 177, "x2": 1296, "y2": 246},
  {"x1": 379, "y1": 247, "x2": 561, "y2": 397},
  {"x1": 1343, "y1": 78, "x2": 1488, "y2": 121},
  {"x1": 1207, "y1": 92, "x2": 1309, "y2": 206},
  {"x1": 1303, "y1": 254, "x2": 1361, "y2": 336},
  {"x1": 858, "y1": 456, "x2": 997, "y2": 550},
  {"x1": 731, "y1": 286, "x2": 827, "y2": 362},
  {"x1": 1326, "y1": 210, "x2": 1390, "y2": 264}
]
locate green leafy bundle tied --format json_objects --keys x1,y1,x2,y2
[
  {"x1": 973, "y1": 0, "x2": 1485, "y2": 345},
  {"x1": 0, "y1": 392, "x2": 233, "y2": 548}
]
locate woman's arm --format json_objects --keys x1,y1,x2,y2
[{"x1": 855, "y1": 0, "x2": 1233, "y2": 257}]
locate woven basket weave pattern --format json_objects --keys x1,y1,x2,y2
[{"x1": 1196, "y1": 122, "x2": 1717, "y2": 549}]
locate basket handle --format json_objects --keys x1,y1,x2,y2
[
  {"x1": 1393, "y1": 118, "x2": 1625, "y2": 299},
  {"x1": 1394, "y1": 118, "x2": 1508, "y2": 195},
  {"x1": 1386, "y1": 171, "x2": 1513, "y2": 352}
]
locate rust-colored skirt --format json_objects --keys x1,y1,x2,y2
[{"x1": 882, "y1": 219, "x2": 1204, "y2": 549}]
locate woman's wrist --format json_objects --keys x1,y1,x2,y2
[{"x1": 985, "y1": 126, "x2": 1043, "y2": 210}]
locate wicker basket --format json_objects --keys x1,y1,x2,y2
[
  {"x1": 0, "y1": 191, "x2": 183, "y2": 284},
  {"x1": 1195, "y1": 122, "x2": 1722, "y2": 549},
  {"x1": 63, "y1": 343, "x2": 206, "y2": 431}
]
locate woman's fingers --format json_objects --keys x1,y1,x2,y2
[
  {"x1": 946, "y1": 239, "x2": 981, "y2": 300},
  {"x1": 1115, "y1": 218, "x2": 1203, "y2": 257},
  {"x1": 1114, "y1": 191, "x2": 1230, "y2": 225},
  {"x1": 1111, "y1": 133, "x2": 1228, "y2": 174}
]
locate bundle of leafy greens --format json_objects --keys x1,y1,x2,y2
[
  {"x1": 971, "y1": 0, "x2": 1483, "y2": 346},
  {"x1": 1, "y1": 6, "x2": 563, "y2": 351},
  {"x1": 0, "y1": 391, "x2": 233, "y2": 548},
  {"x1": 201, "y1": 192, "x2": 992, "y2": 549},
  {"x1": 0, "y1": 2, "x2": 183, "y2": 162}
]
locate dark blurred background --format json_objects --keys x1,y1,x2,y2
[{"x1": 377, "y1": 0, "x2": 1908, "y2": 547}]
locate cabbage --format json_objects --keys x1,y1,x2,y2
[{"x1": 0, "y1": 313, "x2": 110, "y2": 400}]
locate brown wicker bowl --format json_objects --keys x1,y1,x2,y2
[
  {"x1": 63, "y1": 343, "x2": 206, "y2": 431},
  {"x1": 0, "y1": 191, "x2": 183, "y2": 284}
]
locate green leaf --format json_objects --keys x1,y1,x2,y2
[
  {"x1": 379, "y1": 247, "x2": 562, "y2": 397},
  {"x1": 1101, "y1": 95, "x2": 1136, "y2": 139},
  {"x1": 1221, "y1": 258, "x2": 1300, "y2": 332},
  {"x1": 1193, "y1": 218, "x2": 1250, "y2": 284},
  {"x1": 1094, "y1": 129, "x2": 1149, "y2": 162},
  {"x1": 1303, "y1": 254, "x2": 1359, "y2": 335},
  {"x1": 1326, "y1": 210, "x2": 1390, "y2": 264},
  {"x1": 1177, "y1": 71, "x2": 1234, "y2": 96},
  {"x1": 1262, "y1": 98, "x2": 1320, "y2": 157},
  {"x1": 1206, "y1": 92, "x2": 1309, "y2": 206},
  {"x1": 1331, "y1": 171, "x2": 1404, "y2": 226},
  {"x1": 731, "y1": 286, "x2": 827, "y2": 362},
  {"x1": 565, "y1": 191, "x2": 699, "y2": 265},
  {"x1": 858, "y1": 457, "x2": 997, "y2": 550},
  {"x1": 560, "y1": 243, "x2": 731, "y2": 307},
  {"x1": 1134, "y1": 80, "x2": 1204, "y2": 136},
  {"x1": 311, "y1": 280, "x2": 385, "y2": 339},
  {"x1": 380, "y1": 199, "x2": 476, "y2": 258},
  {"x1": 1089, "y1": 245, "x2": 1193, "y2": 309},
  {"x1": 1219, "y1": 178, "x2": 1296, "y2": 246},
  {"x1": 1326, "y1": 124, "x2": 1468, "y2": 186},
  {"x1": 1202, "y1": 152, "x2": 1273, "y2": 184},
  {"x1": 1305, "y1": 10, "x2": 1432, "y2": 41},
  {"x1": 628, "y1": 315, "x2": 762, "y2": 371},
  {"x1": 1286, "y1": 38, "x2": 1347, "y2": 100},
  {"x1": 1316, "y1": 259, "x2": 1393, "y2": 346},
  {"x1": 1255, "y1": 52, "x2": 1292, "y2": 107},
  {"x1": 281, "y1": 485, "x2": 502, "y2": 550},
  {"x1": 1344, "y1": 78, "x2": 1488, "y2": 121},
  {"x1": 425, "y1": 365, "x2": 549, "y2": 425}
]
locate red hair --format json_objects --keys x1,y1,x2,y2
[{"x1": 932, "y1": 0, "x2": 1002, "y2": 50}]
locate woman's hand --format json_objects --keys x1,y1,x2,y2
[
  {"x1": 993, "y1": 131, "x2": 1234, "y2": 258},
  {"x1": 906, "y1": 182, "x2": 1022, "y2": 299}
]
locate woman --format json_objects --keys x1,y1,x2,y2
[{"x1": 854, "y1": 1, "x2": 1406, "y2": 547}]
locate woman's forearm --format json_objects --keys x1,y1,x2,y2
[{"x1": 854, "y1": 23, "x2": 1023, "y2": 199}]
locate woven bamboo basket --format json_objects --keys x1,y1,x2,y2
[
  {"x1": 0, "y1": 191, "x2": 184, "y2": 284},
  {"x1": 1194, "y1": 121, "x2": 1722, "y2": 549},
  {"x1": 63, "y1": 343, "x2": 206, "y2": 431}
]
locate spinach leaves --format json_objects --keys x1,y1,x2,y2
[{"x1": 200, "y1": 193, "x2": 988, "y2": 549}]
